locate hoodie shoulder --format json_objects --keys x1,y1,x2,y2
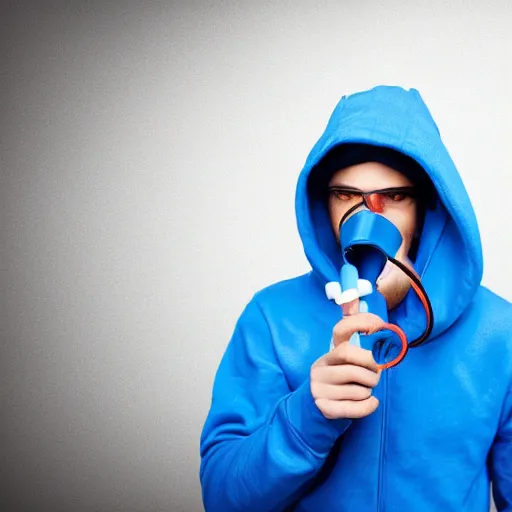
[
  {"x1": 478, "y1": 285, "x2": 511, "y2": 305},
  {"x1": 474, "y1": 286, "x2": 512, "y2": 331},
  {"x1": 457, "y1": 286, "x2": 512, "y2": 365}
]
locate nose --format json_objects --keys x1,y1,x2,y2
[{"x1": 364, "y1": 193, "x2": 385, "y2": 213}]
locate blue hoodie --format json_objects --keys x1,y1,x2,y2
[{"x1": 199, "y1": 86, "x2": 512, "y2": 511}]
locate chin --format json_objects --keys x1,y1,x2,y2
[{"x1": 377, "y1": 273, "x2": 412, "y2": 310}]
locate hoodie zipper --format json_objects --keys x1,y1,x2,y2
[{"x1": 377, "y1": 368, "x2": 389, "y2": 511}]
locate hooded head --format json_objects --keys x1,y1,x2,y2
[{"x1": 295, "y1": 86, "x2": 483, "y2": 341}]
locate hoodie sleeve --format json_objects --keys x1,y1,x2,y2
[
  {"x1": 491, "y1": 385, "x2": 512, "y2": 512},
  {"x1": 199, "y1": 297, "x2": 351, "y2": 512}
]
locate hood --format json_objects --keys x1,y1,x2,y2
[{"x1": 295, "y1": 85, "x2": 483, "y2": 340}]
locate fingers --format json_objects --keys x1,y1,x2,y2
[
  {"x1": 311, "y1": 382, "x2": 373, "y2": 401},
  {"x1": 341, "y1": 298, "x2": 360, "y2": 316},
  {"x1": 315, "y1": 396, "x2": 380, "y2": 420},
  {"x1": 322, "y1": 341, "x2": 379, "y2": 372},
  {"x1": 311, "y1": 364, "x2": 381, "y2": 388},
  {"x1": 309, "y1": 313, "x2": 385, "y2": 421},
  {"x1": 332, "y1": 313, "x2": 386, "y2": 348}
]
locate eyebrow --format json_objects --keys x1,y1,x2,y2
[
  {"x1": 327, "y1": 184, "x2": 363, "y2": 192},
  {"x1": 328, "y1": 184, "x2": 416, "y2": 193}
]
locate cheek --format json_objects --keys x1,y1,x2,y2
[
  {"x1": 385, "y1": 208, "x2": 417, "y2": 249},
  {"x1": 328, "y1": 200, "x2": 344, "y2": 240}
]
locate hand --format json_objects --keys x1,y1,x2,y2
[{"x1": 311, "y1": 313, "x2": 384, "y2": 420}]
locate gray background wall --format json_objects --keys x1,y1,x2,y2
[{"x1": 1, "y1": 1, "x2": 510, "y2": 511}]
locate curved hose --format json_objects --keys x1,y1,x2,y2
[{"x1": 387, "y1": 256, "x2": 434, "y2": 347}]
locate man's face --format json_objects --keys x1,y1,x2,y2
[{"x1": 327, "y1": 161, "x2": 418, "y2": 309}]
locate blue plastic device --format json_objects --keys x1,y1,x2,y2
[{"x1": 339, "y1": 210, "x2": 403, "y2": 353}]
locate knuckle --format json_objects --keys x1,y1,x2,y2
[
  {"x1": 316, "y1": 399, "x2": 333, "y2": 419},
  {"x1": 318, "y1": 400, "x2": 346, "y2": 420},
  {"x1": 366, "y1": 397, "x2": 379, "y2": 414},
  {"x1": 353, "y1": 401, "x2": 375, "y2": 418},
  {"x1": 336, "y1": 343, "x2": 349, "y2": 358},
  {"x1": 371, "y1": 372, "x2": 381, "y2": 387},
  {"x1": 356, "y1": 368, "x2": 378, "y2": 388},
  {"x1": 323, "y1": 407, "x2": 337, "y2": 420},
  {"x1": 352, "y1": 348, "x2": 368, "y2": 365},
  {"x1": 332, "y1": 323, "x2": 344, "y2": 341},
  {"x1": 310, "y1": 380, "x2": 321, "y2": 399}
]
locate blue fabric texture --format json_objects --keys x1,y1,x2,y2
[{"x1": 199, "y1": 86, "x2": 512, "y2": 511}]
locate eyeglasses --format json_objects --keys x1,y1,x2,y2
[{"x1": 327, "y1": 186, "x2": 417, "y2": 214}]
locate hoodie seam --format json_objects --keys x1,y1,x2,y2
[
  {"x1": 418, "y1": 208, "x2": 448, "y2": 281},
  {"x1": 461, "y1": 462, "x2": 488, "y2": 507}
]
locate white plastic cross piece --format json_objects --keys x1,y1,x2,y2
[{"x1": 325, "y1": 279, "x2": 373, "y2": 305}]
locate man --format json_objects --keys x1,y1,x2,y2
[{"x1": 199, "y1": 85, "x2": 512, "y2": 511}]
